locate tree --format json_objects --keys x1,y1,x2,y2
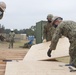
[
  {"x1": 14, "y1": 29, "x2": 19, "y2": 34},
  {"x1": 25, "y1": 26, "x2": 36, "y2": 37},
  {"x1": 4, "y1": 29, "x2": 10, "y2": 34}
]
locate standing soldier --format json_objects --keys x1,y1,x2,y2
[
  {"x1": 43, "y1": 14, "x2": 53, "y2": 42},
  {"x1": 8, "y1": 29, "x2": 15, "y2": 49},
  {"x1": 47, "y1": 20, "x2": 76, "y2": 68},
  {"x1": 0, "y1": 1, "x2": 6, "y2": 19}
]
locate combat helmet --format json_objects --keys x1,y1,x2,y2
[
  {"x1": 52, "y1": 16, "x2": 63, "y2": 24},
  {"x1": 47, "y1": 14, "x2": 53, "y2": 19},
  {"x1": 0, "y1": 2, "x2": 6, "y2": 11}
]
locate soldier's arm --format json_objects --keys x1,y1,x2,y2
[
  {"x1": 50, "y1": 25, "x2": 62, "y2": 50},
  {"x1": 13, "y1": 32, "x2": 15, "y2": 37}
]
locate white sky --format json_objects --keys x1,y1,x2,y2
[{"x1": 0, "y1": 0, "x2": 76, "y2": 29}]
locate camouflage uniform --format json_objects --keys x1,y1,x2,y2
[
  {"x1": 43, "y1": 14, "x2": 53, "y2": 41},
  {"x1": 9, "y1": 31, "x2": 15, "y2": 48},
  {"x1": 43, "y1": 22, "x2": 53, "y2": 41},
  {"x1": 49, "y1": 25, "x2": 56, "y2": 38},
  {"x1": 50, "y1": 20, "x2": 76, "y2": 67}
]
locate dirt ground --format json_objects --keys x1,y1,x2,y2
[
  {"x1": 0, "y1": 40, "x2": 69, "y2": 63},
  {"x1": 0, "y1": 40, "x2": 70, "y2": 75},
  {"x1": 0, "y1": 40, "x2": 29, "y2": 75},
  {"x1": 0, "y1": 40, "x2": 30, "y2": 60},
  {"x1": 0, "y1": 40, "x2": 29, "y2": 50}
]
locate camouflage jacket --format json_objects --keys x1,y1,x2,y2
[
  {"x1": 49, "y1": 26, "x2": 56, "y2": 38},
  {"x1": 50, "y1": 20, "x2": 76, "y2": 50},
  {"x1": 43, "y1": 22, "x2": 53, "y2": 41},
  {"x1": 9, "y1": 32, "x2": 15, "y2": 41}
]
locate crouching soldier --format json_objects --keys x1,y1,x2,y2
[{"x1": 47, "y1": 20, "x2": 76, "y2": 68}]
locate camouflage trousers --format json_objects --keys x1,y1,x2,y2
[
  {"x1": 69, "y1": 38, "x2": 76, "y2": 67},
  {"x1": 46, "y1": 35, "x2": 52, "y2": 41},
  {"x1": 23, "y1": 43, "x2": 32, "y2": 48},
  {"x1": 9, "y1": 39, "x2": 14, "y2": 48}
]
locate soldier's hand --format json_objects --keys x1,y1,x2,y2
[
  {"x1": 43, "y1": 39, "x2": 46, "y2": 43},
  {"x1": 47, "y1": 49, "x2": 52, "y2": 57}
]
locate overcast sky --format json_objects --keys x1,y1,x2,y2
[{"x1": 0, "y1": 0, "x2": 76, "y2": 30}]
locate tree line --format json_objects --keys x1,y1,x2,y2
[{"x1": 0, "y1": 24, "x2": 36, "y2": 37}]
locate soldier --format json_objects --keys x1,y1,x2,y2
[
  {"x1": 47, "y1": 20, "x2": 76, "y2": 68},
  {"x1": 43, "y1": 14, "x2": 53, "y2": 42},
  {"x1": 8, "y1": 29, "x2": 15, "y2": 49},
  {"x1": 50, "y1": 16, "x2": 63, "y2": 38},
  {"x1": 0, "y1": 1, "x2": 6, "y2": 19}
]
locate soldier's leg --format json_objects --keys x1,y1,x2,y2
[
  {"x1": 9, "y1": 40, "x2": 12, "y2": 49},
  {"x1": 11, "y1": 42, "x2": 13, "y2": 48},
  {"x1": 9, "y1": 42, "x2": 11, "y2": 48},
  {"x1": 69, "y1": 39, "x2": 75, "y2": 64},
  {"x1": 69, "y1": 44, "x2": 76, "y2": 68},
  {"x1": 23, "y1": 43, "x2": 28, "y2": 48},
  {"x1": 71, "y1": 47, "x2": 76, "y2": 68},
  {"x1": 69, "y1": 47, "x2": 73, "y2": 64},
  {"x1": 10, "y1": 41, "x2": 13, "y2": 48}
]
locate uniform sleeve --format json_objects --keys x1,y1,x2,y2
[
  {"x1": 13, "y1": 32, "x2": 15, "y2": 37},
  {"x1": 14, "y1": 32, "x2": 15, "y2": 37},
  {"x1": 50, "y1": 25, "x2": 62, "y2": 50}
]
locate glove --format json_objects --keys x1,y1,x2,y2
[{"x1": 47, "y1": 49, "x2": 52, "y2": 57}]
